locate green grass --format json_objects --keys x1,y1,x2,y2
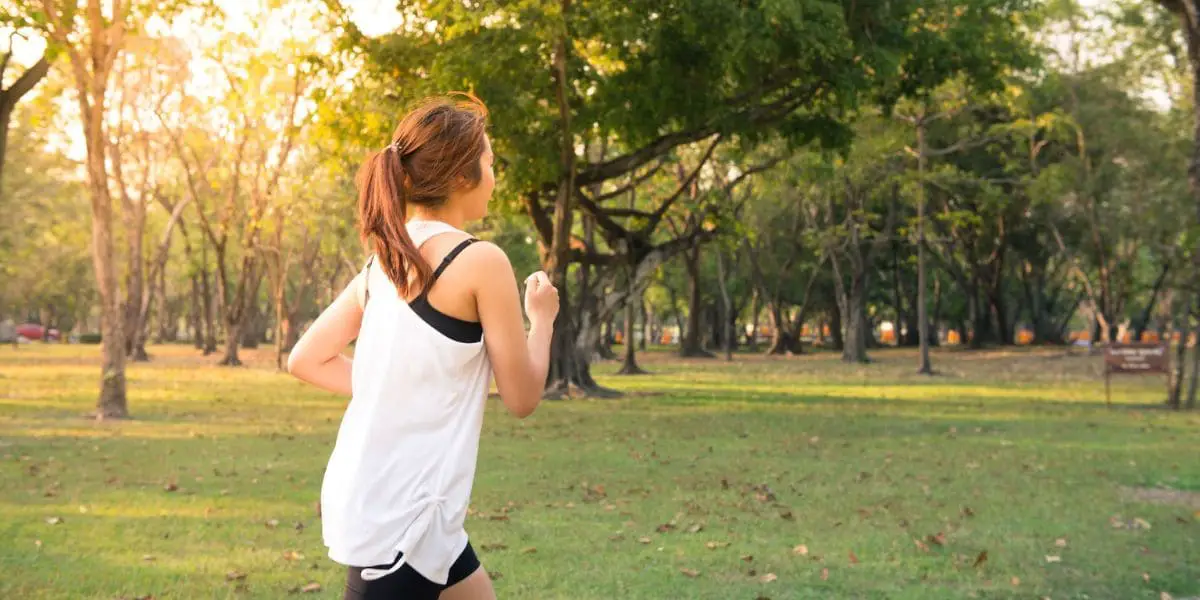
[{"x1": 1, "y1": 343, "x2": 1197, "y2": 599}]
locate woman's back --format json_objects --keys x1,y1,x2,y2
[{"x1": 322, "y1": 220, "x2": 491, "y2": 584}]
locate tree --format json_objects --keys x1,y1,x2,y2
[
  {"x1": 336, "y1": 0, "x2": 1040, "y2": 395},
  {"x1": 30, "y1": 0, "x2": 139, "y2": 418}
]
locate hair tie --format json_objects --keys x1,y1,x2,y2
[{"x1": 386, "y1": 140, "x2": 403, "y2": 154}]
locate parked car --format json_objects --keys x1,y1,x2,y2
[{"x1": 15, "y1": 323, "x2": 61, "y2": 341}]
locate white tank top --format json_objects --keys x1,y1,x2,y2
[{"x1": 320, "y1": 220, "x2": 492, "y2": 584}]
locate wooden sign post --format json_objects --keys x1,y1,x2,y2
[{"x1": 1103, "y1": 343, "x2": 1170, "y2": 407}]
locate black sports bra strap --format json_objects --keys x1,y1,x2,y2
[
  {"x1": 363, "y1": 255, "x2": 374, "y2": 306},
  {"x1": 430, "y1": 238, "x2": 478, "y2": 282}
]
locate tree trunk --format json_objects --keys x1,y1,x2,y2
[
  {"x1": 618, "y1": 295, "x2": 648, "y2": 375},
  {"x1": 1133, "y1": 263, "x2": 1170, "y2": 341},
  {"x1": 715, "y1": 250, "x2": 734, "y2": 361},
  {"x1": 970, "y1": 293, "x2": 990, "y2": 349},
  {"x1": 596, "y1": 317, "x2": 617, "y2": 360},
  {"x1": 640, "y1": 299, "x2": 650, "y2": 351},
  {"x1": 748, "y1": 289, "x2": 760, "y2": 352},
  {"x1": 842, "y1": 275, "x2": 869, "y2": 363},
  {"x1": 62, "y1": 14, "x2": 130, "y2": 419},
  {"x1": 992, "y1": 292, "x2": 1014, "y2": 346},
  {"x1": 190, "y1": 274, "x2": 203, "y2": 350},
  {"x1": 1186, "y1": 313, "x2": 1200, "y2": 410},
  {"x1": 154, "y1": 265, "x2": 170, "y2": 344},
  {"x1": 201, "y1": 250, "x2": 217, "y2": 355},
  {"x1": 222, "y1": 316, "x2": 243, "y2": 367},
  {"x1": 274, "y1": 279, "x2": 287, "y2": 372},
  {"x1": 538, "y1": 17, "x2": 614, "y2": 397},
  {"x1": 915, "y1": 120, "x2": 933, "y2": 374},
  {"x1": 830, "y1": 303, "x2": 845, "y2": 351},
  {"x1": 680, "y1": 242, "x2": 713, "y2": 358},
  {"x1": 0, "y1": 56, "x2": 51, "y2": 203},
  {"x1": 766, "y1": 302, "x2": 798, "y2": 354}
]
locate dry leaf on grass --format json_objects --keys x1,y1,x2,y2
[
  {"x1": 760, "y1": 573, "x2": 778, "y2": 583},
  {"x1": 679, "y1": 568, "x2": 700, "y2": 578},
  {"x1": 793, "y1": 544, "x2": 809, "y2": 556}
]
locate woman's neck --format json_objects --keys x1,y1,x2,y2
[{"x1": 407, "y1": 206, "x2": 466, "y2": 230}]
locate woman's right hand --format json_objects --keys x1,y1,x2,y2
[{"x1": 523, "y1": 271, "x2": 560, "y2": 327}]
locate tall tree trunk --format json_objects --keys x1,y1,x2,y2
[
  {"x1": 747, "y1": 289, "x2": 760, "y2": 352},
  {"x1": 680, "y1": 242, "x2": 712, "y2": 358},
  {"x1": 1133, "y1": 263, "x2": 1170, "y2": 341},
  {"x1": 274, "y1": 278, "x2": 287, "y2": 372},
  {"x1": 842, "y1": 275, "x2": 869, "y2": 363},
  {"x1": 915, "y1": 120, "x2": 933, "y2": 374},
  {"x1": 618, "y1": 294, "x2": 647, "y2": 375},
  {"x1": 715, "y1": 250, "x2": 734, "y2": 361},
  {"x1": 766, "y1": 302, "x2": 795, "y2": 355},
  {"x1": 830, "y1": 303, "x2": 844, "y2": 351},
  {"x1": 970, "y1": 293, "x2": 990, "y2": 349},
  {"x1": 59, "y1": 4, "x2": 130, "y2": 419},
  {"x1": 1186, "y1": 311, "x2": 1200, "y2": 410},
  {"x1": 1169, "y1": 301, "x2": 1190, "y2": 409},
  {"x1": 538, "y1": 12, "x2": 612, "y2": 397},
  {"x1": 640, "y1": 299, "x2": 650, "y2": 351},
  {"x1": 223, "y1": 316, "x2": 243, "y2": 367},
  {"x1": 190, "y1": 274, "x2": 203, "y2": 350},
  {"x1": 201, "y1": 242, "x2": 217, "y2": 355}
]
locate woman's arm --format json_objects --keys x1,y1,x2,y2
[
  {"x1": 473, "y1": 242, "x2": 558, "y2": 418},
  {"x1": 286, "y1": 272, "x2": 366, "y2": 396}
]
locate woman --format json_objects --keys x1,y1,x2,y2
[{"x1": 287, "y1": 93, "x2": 559, "y2": 600}]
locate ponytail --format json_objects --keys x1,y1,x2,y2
[
  {"x1": 356, "y1": 147, "x2": 433, "y2": 298},
  {"x1": 356, "y1": 94, "x2": 489, "y2": 298}
]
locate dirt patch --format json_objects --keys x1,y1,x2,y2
[{"x1": 1120, "y1": 486, "x2": 1200, "y2": 510}]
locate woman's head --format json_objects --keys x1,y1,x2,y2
[{"x1": 357, "y1": 93, "x2": 493, "y2": 295}]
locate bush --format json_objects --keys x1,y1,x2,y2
[{"x1": 78, "y1": 333, "x2": 102, "y2": 344}]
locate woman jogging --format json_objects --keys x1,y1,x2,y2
[{"x1": 287, "y1": 93, "x2": 559, "y2": 600}]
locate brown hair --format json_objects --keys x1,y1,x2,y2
[{"x1": 357, "y1": 93, "x2": 489, "y2": 297}]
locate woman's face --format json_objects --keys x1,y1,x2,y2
[{"x1": 459, "y1": 134, "x2": 495, "y2": 221}]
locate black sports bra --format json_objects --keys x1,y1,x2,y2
[{"x1": 363, "y1": 239, "x2": 483, "y2": 343}]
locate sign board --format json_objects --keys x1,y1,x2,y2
[{"x1": 1103, "y1": 343, "x2": 1170, "y2": 406}]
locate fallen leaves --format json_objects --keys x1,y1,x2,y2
[
  {"x1": 705, "y1": 541, "x2": 729, "y2": 550},
  {"x1": 520, "y1": 547, "x2": 537, "y2": 555},
  {"x1": 792, "y1": 544, "x2": 809, "y2": 556},
  {"x1": 637, "y1": 536, "x2": 652, "y2": 544},
  {"x1": 290, "y1": 582, "x2": 321, "y2": 594},
  {"x1": 1110, "y1": 515, "x2": 1152, "y2": 530},
  {"x1": 679, "y1": 567, "x2": 700, "y2": 578},
  {"x1": 820, "y1": 567, "x2": 829, "y2": 581},
  {"x1": 760, "y1": 573, "x2": 778, "y2": 583},
  {"x1": 480, "y1": 543, "x2": 508, "y2": 552},
  {"x1": 163, "y1": 482, "x2": 178, "y2": 493},
  {"x1": 265, "y1": 519, "x2": 280, "y2": 529},
  {"x1": 281, "y1": 550, "x2": 305, "y2": 561},
  {"x1": 44, "y1": 517, "x2": 62, "y2": 525},
  {"x1": 927, "y1": 532, "x2": 946, "y2": 547},
  {"x1": 1010, "y1": 577, "x2": 1020, "y2": 586},
  {"x1": 972, "y1": 551, "x2": 988, "y2": 568},
  {"x1": 1044, "y1": 555, "x2": 1062, "y2": 563},
  {"x1": 225, "y1": 571, "x2": 247, "y2": 582},
  {"x1": 848, "y1": 551, "x2": 859, "y2": 565},
  {"x1": 1054, "y1": 537, "x2": 1067, "y2": 548}
]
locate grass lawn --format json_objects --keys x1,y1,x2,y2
[{"x1": 1, "y1": 343, "x2": 1197, "y2": 599}]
